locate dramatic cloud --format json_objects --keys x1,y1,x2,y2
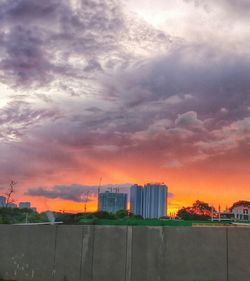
[
  {"x1": 25, "y1": 183, "x2": 175, "y2": 204},
  {"x1": 0, "y1": 0, "x2": 170, "y2": 89},
  {"x1": 0, "y1": 0, "x2": 125, "y2": 87},
  {"x1": 0, "y1": 0, "x2": 249, "y2": 211},
  {"x1": 25, "y1": 183, "x2": 131, "y2": 202},
  {"x1": 0, "y1": 100, "x2": 58, "y2": 142}
]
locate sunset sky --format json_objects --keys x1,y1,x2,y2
[{"x1": 0, "y1": 0, "x2": 249, "y2": 214}]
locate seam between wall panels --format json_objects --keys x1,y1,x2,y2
[
  {"x1": 125, "y1": 226, "x2": 132, "y2": 281},
  {"x1": 90, "y1": 226, "x2": 96, "y2": 281},
  {"x1": 226, "y1": 228, "x2": 229, "y2": 281},
  {"x1": 79, "y1": 226, "x2": 84, "y2": 281},
  {"x1": 52, "y1": 226, "x2": 58, "y2": 281}
]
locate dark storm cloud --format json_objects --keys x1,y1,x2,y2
[
  {"x1": 25, "y1": 184, "x2": 99, "y2": 202},
  {"x1": 25, "y1": 183, "x2": 132, "y2": 202},
  {"x1": 0, "y1": 0, "x2": 125, "y2": 87},
  {"x1": 95, "y1": 42, "x2": 250, "y2": 167},
  {"x1": 25, "y1": 183, "x2": 174, "y2": 202},
  {"x1": 0, "y1": 26, "x2": 52, "y2": 87},
  {"x1": 103, "y1": 45, "x2": 250, "y2": 122},
  {"x1": 0, "y1": 0, "x2": 171, "y2": 90}
]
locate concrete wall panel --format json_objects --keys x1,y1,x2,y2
[
  {"x1": 92, "y1": 226, "x2": 127, "y2": 281},
  {"x1": 1, "y1": 225, "x2": 250, "y2": 281},
  {"x1": 26, "y1": 225, "x2": 57, "y2": 281},
  {"x1": 54, "y1": 225, "x2": 83, "y2": 281},
  {"x1": 131, "y1": 226, "x2": 164, "y2": 281},
  {"x1": 80, "y1": 226, "x2": 95, "y2": 281},
  {"x1": 163, "y1": 227, "x2": 227, "y2": 281},
  {"x1": 228, "y1": 228, "x2": 250, "y2": 281},
  {"x1": 0, "y1": 225, "x2": 56, "y2": 281},
  {"x1": 0, "y1": 225, "x2": 23, "y2": 281}
]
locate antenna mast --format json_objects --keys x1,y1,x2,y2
[{"x1": 82, "y1": 191, "x2": 90, "y2": 213}]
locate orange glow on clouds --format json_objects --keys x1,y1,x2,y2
[{"x1": 15, "y1": 153, "x2": 250, "y2": 216}]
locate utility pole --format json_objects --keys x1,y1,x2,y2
[
  {"x1": 218, "y1": 205, "x2": 221, "y2": 222},
  {"x1": 211, "y1": 207, "x2": 214, "y2": 222},
  {"x1": 83, "y1": 191, "x2": 89, "y2": 213}
]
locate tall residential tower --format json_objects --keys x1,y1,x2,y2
[
  {"x1": 130, "y1": 183, "x2": 168, "y2": 219},
  {"x1": 143, "y1": 183, "x2": 167, "y2": 219},
  {"x1": 130, "y1": 184, "x2": 143, "y2": 216}
]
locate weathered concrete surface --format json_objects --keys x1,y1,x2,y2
[
  {"x1": 228, "y1": 228, "x2": 250, "y2": 281},
  {"x1": 0, "y1": 225, "x2": 21, "y2": 280},
  {"x1": 163, "y1": 227, "x2": 228, "y2": 281},
  {"x1": 80, "y1": 226, "x2": 95, "y2": 281},
  {"x1": 0, "y1": 225, "x2": 56, "y2": 281},
  {"x1": 26, "y1": 226, "x2": 56, "y2": 281},
  {"x1": 92, "y1": 226, "x2": 127, "y2": 281},
  {"x1": 1, "y1": 225, "x2": 250, "y2": 281},
  {"x1": 54, "y1": 226, "x2": 83, "y2": 281},
  {"x1": 131, "y1": 227, "x2": 165, "y2": 281}
]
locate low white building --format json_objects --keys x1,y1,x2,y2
[
  {"x1": 8, "y1": 203, "x2": 17, "y2": 208},
  {"x1": 19, "y1": 202, "x2": 31, "y2": 209},
  {"x1": 232, "y1": 206, "x2": 250, "y2": 221}
]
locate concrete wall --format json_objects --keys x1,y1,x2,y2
[{"x1": 0, "y1": 225, "x2": 249, "y2": 281}]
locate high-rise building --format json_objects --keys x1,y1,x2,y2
[
  {"x1": 0, "y1": 196, "x2": 6, "y2": 207},
  {"x1": 98, "y1": 191, "x2": 128, "y2": 213},
  {"x1": 130, "y1": 184, "x2": 143, "y2": 216},
  {"x1": 143, "y1": 183, "x2": 168, "y2": 219},
  {"x1": 19, "y1": 202, "x2": 31, "y2": 209}
]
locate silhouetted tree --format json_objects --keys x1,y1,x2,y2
[
  {"x1": 92, "y1": 211, "x2": 115, "y2": 219},
  {"x1": 130, "y1": 214, "x2": 144, "y2": 220},
  {"x1": 115, "y1": 209, "x2": 129, "y2": 219},
  {"x1": 5, "y1": 180, "x2": 16, "y2": 207},
  {"x1": 0, "y1": 208, "x2": 47, "y2": 224},
  {"x1": 230, "y1": 201, "x2": 250, "y2": 210},
  {"x1": 177, "y1": 200, "x2": 216, "y2": 221}
]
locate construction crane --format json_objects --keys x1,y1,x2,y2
[{"x1": 97, "y1": 177, "x2": 102, "y2": 211}]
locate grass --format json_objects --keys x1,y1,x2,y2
[{"x1": 79, "y1": 218, "x2": 234, "y2": 227}]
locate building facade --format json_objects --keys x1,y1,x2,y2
[
  {"x1": 98, "y1": 191, "x2": 128, "y2": 213},
  {"x1": 130, "y1": 183, "x2": 168, "y2": 219},
  {"x1": 232, "y1": 206, "x2": 250, "y2": 221},
  {"x1": 143, "y1": 183, "x2": 167, "y2": 219},
  {"x1": 8, "y1": 203, "x2": 17, "y2": 209},
  {"x1": 0, "y1": 196, "x2": 6, "y2": 207},
  {"x1": 19, "y1": 202, "x2": 31, "y2": 209},
  {"x1": 130, "y1": 184, "x2": 143, "y2": 216}
]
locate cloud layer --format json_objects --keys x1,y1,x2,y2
[
  {"x1": 0, "y1": 0, "x2": 249, "y2": 210},
  {"x1": 25, "y1": 183, "x2": 131, "y2": 202}
]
